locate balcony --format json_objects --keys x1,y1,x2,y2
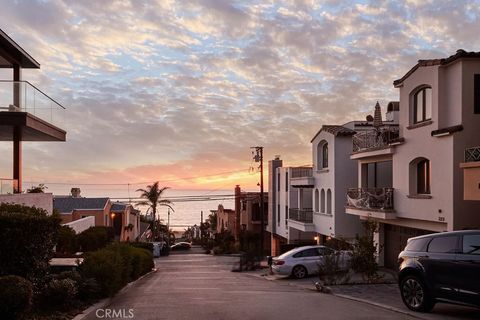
[
  {"x1": 288, "y1": 208, "x2": 315, "y2": 232},
  {"x1": 0, "y1": 80, "x2": 66, "y2": 141},
  {"x1": 290, "y1": 167, "x2": 314, "y2": 187},
  {"x1": 352, "y1": 128, "x2": 400, "y2": 154},
  {"x1": 345, "y1": 188, "x2": 396, "y2": 220},
  {"x1": 465, "y1": 146, "x2": 480, "y2": 163},
  {"x1": 0, "y1": 178, "x2": 18, "y2": 194}
]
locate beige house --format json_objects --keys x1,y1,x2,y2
[{"x1": 216, "y1": 204, "x2": 236, "y2": 234}]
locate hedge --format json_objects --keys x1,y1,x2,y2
[
  {"x1": 77, "y1": 226, "x2": 115, "y2": 252},
  {"x1": 0, "y1": 204, "x2": 61, "y2": 284},
  {"x1": 129, "y1": 241, "x2": 154, "y2": 253},
  {"x1": 81, "y1": 243, "x2": 153, "y2": 297},
  {"x1": 0, "y1": 275, "x2": 33, "y2": 320}
]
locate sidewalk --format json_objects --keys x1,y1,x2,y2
[{"x1": 246, "y1": 269, "x2": 480, "y2": 320}]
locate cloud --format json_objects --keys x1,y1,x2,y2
[{"x1": 0, "y1": 0, "x2": 479, "y2": 192}]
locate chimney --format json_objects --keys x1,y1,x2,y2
[{"x1": 71, "y1": 187, "x2": 81, "y2": 198}]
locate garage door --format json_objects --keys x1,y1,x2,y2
[{"x1": 383, "y1": 224, "x2": 432, "y2": 269}]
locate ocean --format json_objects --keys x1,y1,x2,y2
[{"x1": 35, "y1": 184, "x2": 237, "y2": 232}]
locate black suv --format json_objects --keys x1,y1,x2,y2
[{"x1": 398, "y1": 230, "x2": 480, "y2": 312}]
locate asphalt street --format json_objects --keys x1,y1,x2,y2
[{"x1": 84, "y1": 249, "x2": 417, "y2": 320}]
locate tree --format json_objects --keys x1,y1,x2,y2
[
  {"x1": 135, "y1": 182, "x2": 173, "y2": 240},
  {"x1": 26, "y1": 184, "x2": 48, "y2": 193}
]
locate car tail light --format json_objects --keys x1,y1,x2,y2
[{"x1": 274, "y1": 260, "x2": 285, "y2": 266}]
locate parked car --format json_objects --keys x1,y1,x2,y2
[
  {"x1": 171, "y1": 242, "x2": 192, "y2": 251},
  {"x1": 398, "y1": 230, "x2": 480, "y2": 312},
  {"x1": 271, "y1": 245, "x2": 351, "y2": 279}
]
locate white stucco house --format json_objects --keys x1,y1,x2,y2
[{"x1": 346, "y1": 50, "x2": 480, "y2": 268}]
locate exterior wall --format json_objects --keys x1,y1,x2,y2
[
  {"x1": 72, "y1": 209, "x2": 107, "y2": 227},
  {"x1": 216, "y1": 205, "x2": 235, "y2": 234},
  {"x1": 267, "y1": 158, "x2": 282, "y2": 234},
  {"x1": 0, "y1": 193, "x2": 54, "y2": 214},
  {"x1": 275, "y1": 167, "x2": 291, "y2": 240},
  {"x1": 394, "y1": 65, "x2": 452, "y2": 230}
]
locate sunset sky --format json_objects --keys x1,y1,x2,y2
[{"x1": 0, "y1": 0, "x2": 479, "y2": 194}]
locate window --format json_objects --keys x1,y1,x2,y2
[
  {"x1": 277, "y1": 204, "x2": 280, "y2": 225},
  {"x1": 327, "y1": 189, "x2": 332, "y2": 214},
  {"x1": 322, "y1": 143, "x2": 328, "y2": 168},
  {"x1": 293, "y1": 248, "x2": 320, "y2": 258},
  {"x1": 413, "y1": 86, "x2": 432, "y2": 123},
  {"x1": 285, "y1": 205, "x2": 288, "y2": 226},
  {"x1": 317, "y1": 140, "x2": 328, "y2": 169},
  {"x1": 314, "y1": 189, "x2": 319, "y2": 212},
  {"x1": 475, "y1": 74, "x2": 480, "y2": 114},
  {"x1": 277, "y1": 173, "x2": 280, "y2": 191},
  {"x1": 417, "y1": 159, "x2": 430, "y2": 194},
  {"x1": 286, "y1": 172, "x2": 288, "y2": 192},
  {"x1": 462, "y1": 234, "x2": 480, "y2": 255},
  {"x1": 428, "y1": 236, "x2": 458, "y2": 253},
  {"x1": 321, "y1": 189, "x2": 325, "y2": 213},
  {"x1": 405, "y1": 237, "x2": 430, "y2": 252},
  {"x1": 409, "y1": 157, "x2": 431, "y2": 195}
]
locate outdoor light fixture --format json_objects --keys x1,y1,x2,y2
[
  {"x1": 110, "y1": 212, "x2": 116, "y2": 220},
  {"x1": 314, "y1": 236, "x2": 319, "y2": 241}
]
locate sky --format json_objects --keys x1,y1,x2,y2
[{"x1": 0, "y1": 0, "x2": 480, "y2": 194}]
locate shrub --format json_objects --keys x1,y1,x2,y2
[
  {"x1": 129, "y1": 242, "x2": 153, "y2": 253},
  {"x1": 0, "y1": 204, "x2": 61, "y2": 286},
  {"x1": 56, "y1": 225, "x2": 78, "y2": 255},
  {"x1": 41, "y1": 278, "x2": 78, "y2": 310},
  {"x1": 77, "y1": 226, "x2": 115, "y2": 252},
  {"x1": 81, "y1": 243, "x2": 153, "y2": 297},
  {"x1": 0, "y1": 275, "x2": 33, "y2": 319},
  {"x1": 53, "y1": 270, "x2": 101, "y2": 301},
  {"x1": 351, "y1": 219, "x2": 383, "y2": 282}
]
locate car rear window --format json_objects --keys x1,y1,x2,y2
[
  {"x1": 293, "y1": 248, "x2": 320, "y2": 258},
  {"x1": 427, "y1": 236, "x2": 458, "y2": 253},
  {"x1": 405, "y1": 237, "x2": 430, "y2": 252},
  {"x1": 462, "y1": 234, "x2": 480, "y2": 255}
]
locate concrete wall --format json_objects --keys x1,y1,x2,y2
[{"x1": 0, "y1": 193, "x2": 53, "y2": 214}]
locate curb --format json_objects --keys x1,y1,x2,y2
[
  {"x1": 332, "y1": 293, "x2": 428, "y2": 320},
  {"x1": 72, "y1": 268, "x2": 158, "y2": 320}
]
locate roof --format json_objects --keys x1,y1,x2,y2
[
  {"x1": 311, "y1": 125, "x2": 356, "y2": 142},
  {"x1": 111, "y1": 202, "x2": 127, "y2": 212},
  {"x1": 394, "y1": 49, "x2": 480, "y2": 87},
  {"x1": 0, "y1": 29, "x2": 40, "y2": 68},
  {"x1": 54, "y1": 197, "x2": 110, "y2": 213}
]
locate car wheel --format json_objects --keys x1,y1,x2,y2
[
  {"x1": 292, "y1": 265, "x2": 307, "y2": 279},
  {"x1": 400, "y1": 275, "x2": 435, "y2": 312}
]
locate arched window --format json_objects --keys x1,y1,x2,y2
[
  {"x1": 327, "y1": 189, "x2": 332, "y2": 214},
  {"x1": 412, "y1": 86, "x2": 432, "y2": 124},
  {"x1": 321, "y1": 189, "x2": 325, "y2": 213},
  {"x1": 314, "y1": 189, "x2": 319, "y2": 212},
  {"x1": 409, "y1": 157, "x2": 431, "y2": 195},
  {"x1": 317, "y1": 140, "x2": 328, "y2": 169}
]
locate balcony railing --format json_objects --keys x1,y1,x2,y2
[
  {"x1": 353, "y1": 128, "x2": 400, "y2": 153},
  {"x1": 465, "y1": 146, "x2": 480, "y2": 162},
  {"x1": 288, "y1": 208, "x2": 313, "y2": 223},
  {"x1": 291, "y1": 167, "x2": 313, "y2": 178},
  {"x1": 0, "y1": 178, "x2": 18, "y2": 194},
  {"x1": 0, "y1": 80, "x2": 66, "y2": 128},
  {"x1": 346, "y1": 188, "x2": 394, "y2": 211}
]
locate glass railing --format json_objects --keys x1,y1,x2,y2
[
  {"x1": 0, "y1": 80, "x2": 66, "y2": 129},
  {"x1": 291, "y1": 167, "x2": 313, "y2": 178},
  {"x1": 0, "y1": 178, "x2": 18, "y2": 194},
  {"x1": 288, "y1": 208, "x2": 314, "y2": 223}
]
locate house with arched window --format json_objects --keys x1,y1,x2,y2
[{"x1": 346, "y1": 50, "x2": 480, "y2": 268}]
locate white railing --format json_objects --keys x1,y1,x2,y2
[{"x1": 353, "y1": 128, "x2": 400, "y2": 152}]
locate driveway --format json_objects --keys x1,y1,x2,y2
[{"x1": 84, "y1": 250, "x2": 418, "y2": 320}]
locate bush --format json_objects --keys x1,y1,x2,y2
[
  {"x1": 56, "y1": 225, "x2": 78, "y2": 255},
  {"x1": 52, "y1": 270, "x2": 100, "y2": 302},
  {"x1": 129, "y1": 242, "x2": 153, "y2": 253},
  {"x1": 81, "y1": 243, "x2": 153, "y2": 297},
  {"x1": 0, "y1": 204, "x2": 61, "y2": 286},
  {"x1": 0, "y1": 275, "x2": 33, "y2": 319},
  {"x1": 351, "y1": 219, "x2": 383, "y2": 282},
  {"x1": 77, "y1": 226, "x2": 115, "y2": 252},
  {"x1": 41, "y1": 278, "x2": 78, "y2": 310}
]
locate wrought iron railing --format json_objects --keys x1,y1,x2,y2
[
  {"x1": 291, "y1": 167, "x2": 313, "y2": 178},
  {"x1": 0, "y1": 178, "x2": 18, "y2": 194},
  {"x1": 0, "y1": 80, "x2": 66, "y2": 128},
  {"x1": 465, "y1": 146, "x2": 480, "y2": 162},
  {"x1": 346, "y1": 188, "x2": 394, "y2": 211},
  {"x1": 352, "y1": 128, "x2": 400, "y2": 152},
  {"x1": 288, "y1": 208, "x2": 313, "y2": 223}
]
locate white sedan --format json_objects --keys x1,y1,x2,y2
[{"x1": 271, "y1": 245, "x2": 351, "y2": 279}]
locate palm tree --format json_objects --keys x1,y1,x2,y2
[{"x1": 136, "y1": 182, "x2": 173, "y2": 240}]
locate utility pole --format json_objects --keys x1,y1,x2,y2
[
  {"x1": 200, "y1": 210, "x2": 203, "y2": 239},
  {"x1": 251, "y1": 146, "x2": 264, "y2": 257}
]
